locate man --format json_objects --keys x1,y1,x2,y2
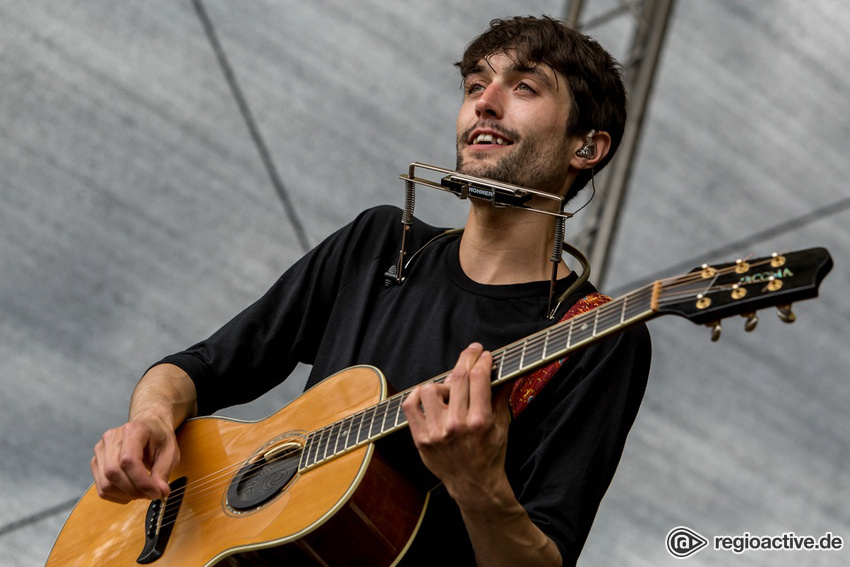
[{"x1": 91, "y1": 16, "x2": 650, "y2": 566}]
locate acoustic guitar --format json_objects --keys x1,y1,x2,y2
[{"x1": 46, "y1": 247, "x2": 832, "y2": 566}]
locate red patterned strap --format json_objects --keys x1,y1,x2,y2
[{"x1": 509, "y1": 292, "x2": 612, "y2": 418}]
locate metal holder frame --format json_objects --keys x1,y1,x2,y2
[{"x1": 392, "y1": 163, "x2": 591, "y2": 319}]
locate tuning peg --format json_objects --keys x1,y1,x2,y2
[
  {"x1": 742, "y1": 312, "x2": 759, "y2": 332},
  {"x1": 708, "y1": 321, "x2": 722, "y2": 342},
  {"x1": 777, "y1": 304, "x2": 796, "y2": 324},
  {"x1": 734, "y1": 259, "x2": 750, "y2": 274}
]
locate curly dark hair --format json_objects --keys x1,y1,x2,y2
[{"x1": 457, "y1": 16, "x2": 627, "y2": 201}]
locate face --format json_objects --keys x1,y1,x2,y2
[{"x1": 456, "y1": 51, "x2": 575, "y2": 197}]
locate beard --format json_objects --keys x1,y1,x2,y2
[{"x1": 456, "y1": 124, "x2": 572, "y2": 192}]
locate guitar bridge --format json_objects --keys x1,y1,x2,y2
[{"x1": 137, "y1": 476, "x2": 187, "y2": 564}]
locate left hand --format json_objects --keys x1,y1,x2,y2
[{"x1": 402, "y1": 343, "x2": 513, "y2": 508}]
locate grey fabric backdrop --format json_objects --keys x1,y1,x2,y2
[{"x1": 1, "y1": 1, "x2": 848, "y2": 565}]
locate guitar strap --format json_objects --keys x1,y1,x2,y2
[{"x1": 509, "y1": 292, "x2": 612, "y2": 418}]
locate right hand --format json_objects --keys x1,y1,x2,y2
[{"x1": 90, "y1": 415, "x2": 180, "y2": 503}]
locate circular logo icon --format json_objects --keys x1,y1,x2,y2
[{"x1": 666, "y1": 526, "x2": 709, "y2": 559}]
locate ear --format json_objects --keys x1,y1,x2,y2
[{"x1": 569, "y1": 130, "x2": 612, "y2": 170}]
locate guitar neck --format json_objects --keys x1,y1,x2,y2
[
  {"x1": 491, "y1": 284, "x2": 657, "y2": 386},
  {"x1": 299, "y1": 283, "x2": 659, "y2": 471}
]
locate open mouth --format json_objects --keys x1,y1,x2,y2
[
  {"x1": 470, "y1": 132, "x2": 512, "y2": 146},
  {"x1": 467, "y1": 128, "x2": 514, "y2": 148}
]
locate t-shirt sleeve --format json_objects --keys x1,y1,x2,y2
[
  {"x1": 156, "y1": 206, "x2": 401, "y2": 415},
  {"x1": 507, "y1": 323, "x2": 651, "y2": 565}
]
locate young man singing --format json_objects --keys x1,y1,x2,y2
[{"x1": 91, "y1": 16, "x2": 650, "y2": 566}]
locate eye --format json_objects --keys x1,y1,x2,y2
[
  {"x1": 517, "y1": 82, "x2": 537, "y2": 94},
  {"x1": 466, "y1": 82, "x2": 485, "y2": 95}
]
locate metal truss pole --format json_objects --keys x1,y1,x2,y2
[{"x1": 565, "y1": 0, "x2": 677, "y2": 287}]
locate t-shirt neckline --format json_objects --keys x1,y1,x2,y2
[{"x1": 443, "y1": 237, "x2": 578, "y2": 299}]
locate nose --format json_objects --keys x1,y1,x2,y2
[{"x1": 474, "y1": 83, "x2": 504, "y2": 119}]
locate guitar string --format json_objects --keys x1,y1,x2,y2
[
  {"x1": 152, "y1": 400, "x2": 409, "y2": 523},
  {"x1": 148, "y1": 258, "x2": 782, "y2": 531},
  {"x1": 153, "y1": 278, "x2": 730, "y2": 531},
  {"x1": 154, "y1": 287, "x2": 654, "y2": 526},
  {"x1": 654, "y1": 257, "x2": 783, "y2": 304},
  {"x1": 151, "y1": 381, "x2": 440, "y2": 530},
  {"x1": 153, "y1": 384, "x2": 452, "y2": 531},
  {"x1": 661, "y1": 256, "x2": 780, "y2": 290},
  {"x1": 153, "y1": 299, "x2": 639, "y2": 530}
]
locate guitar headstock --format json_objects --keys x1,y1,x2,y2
[{"x1": 654, "y1": 247, "x2": 832, "y2": 340}]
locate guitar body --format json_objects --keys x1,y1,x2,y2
[{"x1": 47, "y1": 366, "x2": 428, "y2": 566}]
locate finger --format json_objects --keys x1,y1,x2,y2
[
  {"x1": 92, "y1": 441, "x2": 128, "y2": 503},
  {"x1": 149, "y1": 437, "x2": 179, "y2": 498},
  {"x1": 418, "y1": 381, "x2": 451, "y2": 423},
  {"x1": 91, "y1": 457, "x2": 134, "y2": 504},
  {"x1": 403, "y1": 386, "x2": 444, "y2": 449},
  {"x1": 446, "y1": 343, "x2": 484, "y2": 411},
  {"x1": 92, "y1": 430, "x2": 146, "y2": 503},
  {"x1": 491, "y1": 383, "x2": 513, "y2": 426},
  {"x1": 121, "y1": 423, "x2": 171, "y2": 500},
  {"x1": 466, "y1": 350, "x2": 494, "y2": 420},
  {"x1": 402, "y1": 387, "x2": 426, "y2": 431},
  {"x1": 446, "y1": 343, "x2": 485, "y2": 384}
]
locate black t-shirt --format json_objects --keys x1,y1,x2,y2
[{"x1": 159, "y1": 205, "x2": 651, "y2": 565}]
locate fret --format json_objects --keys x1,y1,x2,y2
[
  {"x1": 497, "y1": 349, "x2": 506, "y2": 381},
  {"x1": 348, "y1": 414, "x2": 358, "y2": 446},
  {"x1": 330, "y1": 419, "x2": 343, "y2": 455},
  {"x1": 374, "y1": 400, "x2": 388, "y2": 434},
  {"x1": 359, "y1": 406, "x2": 376, "y2": 443},
  {"x1": 316, "y1": 427, "x2": 330, "y2": 462},
  {"x1": 597, "y1": 303, "x2": 616, "y2": 332},
  {"x1": 334, "y1": 415, "x2": 353, "y2": 454},
  {"x1": 337, "y1": 418, "x2": 351, "y2": 455},
  {"x1": 565, "y1": 318, "x2": 573, "y2": 350},
  {"x1": 625, "y1": 288, "x2": 652, "y2": 321},
  {"x1": 300, "y1": 434, "x2": 309, "y2": 468},
  {"x1": 626, "y1": 294, "x2": 638, "y2": 320},
  {"x1": 519, "y1": 340, "x2": 528, "y2": 370},
  {"x1": 525, "y1": 334, "x2": 545, "y2": 368},
  {"x1": 397, "y1": 393, "x2": 412, "y2": 427},
  {"x1": 368, "y1": 404, "x2": 384, "y2": 439},
  {"x1": 349, "y1": 410, "x2": 365, "y2": 447},
  {"x1": 592, "y1": 308, "x2": 600, "y2": 336},
  {"x1": 316, "y1": 425, "x2": 331, "y2": 461},
  {"x1": 326, "y1": 421, "x2": 342, "y2": 458},
  {"x1": 620, "y1": 297, "x2": 627, "y2": 324},
  {"x1": 303, "y1": 431, "x2": 318, "y2": 468},
  {"x1": 309, "y1": 429, "x2": 322, "y2": 465},
  {"x1": 502, "y1": 345, "x2": 520, "y2": 377},
  {"x1": 310, "y1": 426, "x2": 322, "y2": 464},
  {"x1": 500, "y1": 347, "x2": 513, "y2": 377},
  {"x1": 572, "y1": 317, "x2": 589, "y2": 345},
  {"x1": 542, "y1": 328, "x2": 550, "y2": 360},
  {"x1": 380, "y1": 399, "x2": 395, "y2": 433},
  {"x1": 389, "y1": 395, "x2": 404, "y2": 429}
]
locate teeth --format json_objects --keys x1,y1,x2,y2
[{"x1": 473, "y1": 133, "x2": 508, "y2": 145}]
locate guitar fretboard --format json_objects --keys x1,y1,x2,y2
[{"x1": 299, "y1": 283, "x2": 657, "y2": 471}]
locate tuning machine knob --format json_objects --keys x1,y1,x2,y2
[
  {"x1": 708, "y1": 321, "x2": 722, "y2": 342},
  {"x1": 742, "y1": 312, "x2": 759, "y2": 332},
  {"x1": 777, "y1": 304, "x2": 796, "y2": 323}
]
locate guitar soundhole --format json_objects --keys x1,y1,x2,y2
[{"x1": 227, "y1": 441, "x2": 302, "y2": 512}]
